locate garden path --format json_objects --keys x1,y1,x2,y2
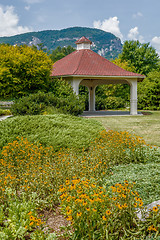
[{"x1": 81, "y1": 110, "x2": 143, "y2": 117}]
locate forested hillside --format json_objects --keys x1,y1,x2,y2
[{"x1": 0, "y1": 27, "x2": 122, "y2": 59}]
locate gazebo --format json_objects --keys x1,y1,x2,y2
[{"x1": 51, "y1": 36, "x2": 145, "y2": 115}]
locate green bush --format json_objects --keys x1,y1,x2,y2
[
  {"x1": 138, "y1": 70, "x2": 160, "y2": 110},
  {"x1": 0, "y1": 115, "x2": 104, "y2": 151},
  {"x1": 95, "y1": 96, "x2": 126, "y2": 110},
  {"x1": 0, "y1": 109, "x2": 11, "y2": 116},
  {"x1": 11, "y1": 91, "x2": 85, "y2": 116},
  {"x1": 104, "y1": 96, "x2": 126, "y2": 109}
]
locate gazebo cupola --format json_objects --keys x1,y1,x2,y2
[
  {"x1": 51, "y1": 36, "x2": 145, "y2": 115},
  {"x1": 75, "y1": 36, "x2": 92, "y2": 50}
]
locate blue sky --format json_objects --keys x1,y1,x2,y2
[{"x1": 0, "y1": 0, "x2": 160, "y2": 54}]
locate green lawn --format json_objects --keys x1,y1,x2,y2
[{"x1": 92, "y1": 111, "x2": 160, "y2": 147}]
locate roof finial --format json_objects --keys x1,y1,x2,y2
[{"x1": 75, "y1": 36, "x2": 92, "y2": 50}]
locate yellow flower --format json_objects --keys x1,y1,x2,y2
[
  {"x1": 67, "y1": 215, "x2": 72, "y2": 221},
  {"x1": 67, "y1": 209, "x2": 72, "y2": 215},
  {"x1": 36, "y1": 219, "x2": 42, "y2": 225},
  {"x1": 135, "y1": 197, "x2": 139, "y2": 201},
  {"x1": 123, "y1": 203, "x2": 128, "y2": 208},
  {"x1": 112, "y1": 197, "x2": 117, "y2": 201},
  {"x1": 29, "y1": 221, "x2": 34, "y2": 226},
  {"x1": 122, "y1": 194, "x2": 126, "y2": 198},
  {"x1": 148, "y1": 225, "x2": 152, "y2": 231},
  {"x1": 111, "y1": 186, "x2": 116, "y2": 192},
  {"x1": 29, "y1": 215, "x2": 35, "y2": 221},
  {"x1": 117, "y1": 188, "x2": 121, "y2": 193},
  {"x1": 117, "y1": 204, "x2": 123, "y2": 210},
  {"x1": 102, "y1": 216, "x2": 107, "y2": 221},
  {"x1": 77, "y1": 212, "x2": 82, "y2": 217},
  {"x1": 153, "y1": 206, "x2": 158, "y2": 212},
  {"x1": 83, "y1": 201, "x2": 87, "y2": 206},
  {"x1": 139, "y1": 202, "x2": 143, "y2": 207},
  {"x1": 152, "y1": 226, "x2": 157, "y2": 231},
  {"x1": 106, "y1": 210, "x2": 111, "y2": 215}
]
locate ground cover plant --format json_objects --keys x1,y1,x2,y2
[
  {"x1": 0, "y1": 125, "x2": 159, "y2": 239},
  {"x1": 0, "y1": 114, "x2": 104, "y2": 151}
]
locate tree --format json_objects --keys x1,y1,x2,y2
[
  {"x1": 138, "y1": 70, "x2": 160, "y2": 110},
  {"x1": 50, "y1": 46, "x2": 75, "y2": 62},
  {"x1": 0, "y1": 44, "x2": 52, "y2": 99},
  {"x1": 119, "y1": 40, "x2": 159, "y2": 76}
]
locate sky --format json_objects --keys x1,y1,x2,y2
[{"x1": 0, "y1": 0, "x2": 160, "y2": 54}]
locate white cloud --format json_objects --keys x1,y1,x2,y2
[
  {"x1": 25, "y1": 5, "x2": 30, "y2": 11},
  {"x1": 93, "y1": 16, "x2": 123, "y2": 40},
  {"x1": 127, "y1": 26, "x2": 144, "y2": 42},
  {"x1": 151, "y1": 36, "x2": 160, "y2": 55},
  {"x1": 128, "y1": 27, "x2": 139, "y2": 40},
  {"x1": 0, "y1": 5, "x2": 32, "y2": 37},
  {"x1": 132, "y1": 12, "x2": 143, "y2": 19}
]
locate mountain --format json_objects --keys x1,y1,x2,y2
[{"x1": 0, "y1": 27, "x2": 122, "y2": 59}]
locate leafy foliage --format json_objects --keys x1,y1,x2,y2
[
  {"x1": 112, "y1": 58, "x2": 136, "y2": 72},
  {"x1": 0, "y1": 108, "x2": 11, "y2": 116},
  {"x1": 11, "y1": 90, "x2": 85, "y2": 116},
  {"x1": 119, "y1": 40, "x2": 159, "y2": 76},
  {"x1": 138, "y1": 70, "x2": 160, "y2": 110},
  {"x1": 0, "y1": 44, "x2": 52, "y2": 99},
  {"x1": 49, "y1": 45, "x2": 75, "y2": 62}
]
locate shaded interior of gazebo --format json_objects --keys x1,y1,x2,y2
[{"x1": 51, "y1": 36, "x2": 145, "y2": 115}]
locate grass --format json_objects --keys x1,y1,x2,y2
[
  {"x1": 92, "y1": 111, "x2": 160, "y2": 147},
  {"x1": 0, "y1": 114, "x2": 104, "y2": 151}
]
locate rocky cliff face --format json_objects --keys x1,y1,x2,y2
[{"x1": 0, "y1": 27, "x2": 122, "y2": 59}]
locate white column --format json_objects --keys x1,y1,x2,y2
[
  {"x1": 70, "y1": 79, "x2": 82, "y2": 95},
  {"x1": 89, "y1": 86, "x2": 96, "y2": 111},
  {"x1": 129, "y1": 80, "x2": 138, "y2": 115}
]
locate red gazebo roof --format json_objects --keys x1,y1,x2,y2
[
  {"x1": 51, "y1": 49, "x2": 143, "y2": 78},
  {"x1": 51, "y1": 36, "x2": 144, "y2": 79}
]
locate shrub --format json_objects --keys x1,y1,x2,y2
[
  {"x1": 104, "y1": 96, "x2": 126, "y2": 109},
  {"x1": 11, "y1": 91, "x2": 85, "y2": 116},
  {"x1": 0, "y1": 115, "x2": 104, "y2": 151},
  {"x1": 95, "y1": 96, "x2": 126, "y2": 110},
  {"x1": 0, "y1": 109, "x2": 11, "y2": 116}
]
